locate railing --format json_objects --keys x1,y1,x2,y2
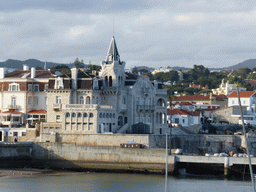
[
  {"x1": 62, "y1": 104, "x2": 113, "y2": 110},
  {"x1": 136, "y1": 105, "x2": 155, "y2": 111},
  {"x1": 63, "y1": 104, "x2": 98, "y2": 109},
  {"x1": 8, "y1": 105, "x2": 19, "y2": 109},
  {"x1": 156, "y1": 89, "x2": 167, "y2": 94},
  {"x1": 99, "y1": 105, "x2": 113, "y2": 109},
  {"x1": 52, "y1": 103, "x2": 62, "y2": 110}
]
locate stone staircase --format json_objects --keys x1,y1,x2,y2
[{"x1": 115, "y1": 123, "x2": 129, "y2": 133}]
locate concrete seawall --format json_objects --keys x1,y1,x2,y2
[
  {"x1": 0, "y1": 142, "x2": 256, "y2": 176},
  {"x1": 30, "y1": 142, "x2": 176, "y2": 174}
]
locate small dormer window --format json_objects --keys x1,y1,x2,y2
[
  {"x1": 33, "y1": 84, "x2": 39, "y2": 91},
  {"x1": 28, "y1": 84, "x2": 32, "y2": 91},
  {"x1": 9, "y1": 83, "x2": 20, "y2": 91},
  {"x1": 54, "y1": 78, "x2": 64, "y2": 89}
]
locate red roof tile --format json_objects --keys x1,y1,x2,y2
[
  {"x1": 2, "y1": 109, "x2": 22, "y2": 114},
  {"x1": 228, "y1": 91, "x2": 256, "y2": 98},
  {"x1": 173, "y1": 95, "x2": 210, "y2": 101},
  {"x1": 167, "y1": 108, "x2": 201, "y2": 116},
  {"x1": 28, "y1": 110, "x2": 47, "y2": 114},
  {"x1": 5, "y1": 70, "x2": 53, "y2": 78},
  {"x1": 175, "y1": 101, "x2": 193, "y2": 105}
]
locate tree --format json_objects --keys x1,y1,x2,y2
[
  {"x1": 74, "y1": 58, "x2": 85, "y2": 68},
  {"x1": 88, "y1": 65, "x2": 101, "y2": 71},
  {"x1": 184, "y1": 87, "x2": 197, "y2": 95},
  {"x1": 51, "y1": 65, "x2": 71, "y2": 75}
]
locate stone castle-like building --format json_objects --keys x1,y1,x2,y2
[{"x1": 41, "y1": 37, "x2": 168, "y2": 142}]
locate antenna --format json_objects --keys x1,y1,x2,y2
[{"x1": 113, "y1": 17, "x2": 115, "y2": 37}]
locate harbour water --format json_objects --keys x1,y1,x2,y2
[{"x1": 0, "y1": 171, "x2": 253, "y2": 192}]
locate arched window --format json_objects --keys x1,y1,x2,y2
[
  {"x1": 83, "y1": 113, "x2": 88, "y2": 118},
  {"x1": 89, "y1": 113, "x2": 93, "y2": 118},
  {"x1": 105, "y1": 76, "x2": 108, "y2": 86},
  {"x1": 99, "y1": 113, "x2": 102, "y2": 118},
  {"x1": 86, "y1": 96, "x2": 90, "y2": 104},
  {"x1": 103, "y1": 113, "x2": 106, "y2": 118},
  {"x1": 66, "y1": 113, "x2": 70, "y2": 117},
  {"x1": 77, "y1": 113, "x2": 82, "y2": 118},
  {"x1": 113, "y1": 113, "x2": 115, "y2": 118},
  {"x1": 72, "y1": 113, "x2": 76, "y2": 117},
  {"x1": 79, "y1": 96, "x2": 84, "y2": 104},
  {"x1": 157, "y1": 99, "x2": 165, "y2": 107},
  {"x1": 106, "y1": 113, "x2": 109, "y2": 118},
  {"x1": 110, "y1": 113, "x2": 112, "y2": 118},
  {"x1": 118, "y1": 116, "x2": 123, "y2": 126},
  {"x1": 92, "y1": 96, "x2": 95, "y2": 104},
  {"x1": 109, "y1": 76, "x2": 112, "y2": 87}
]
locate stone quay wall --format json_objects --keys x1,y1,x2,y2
[{"x1": 31, "y1": 142, "x2": 175, "y2": 174}]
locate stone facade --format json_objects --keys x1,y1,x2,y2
[{"x1": 41, "y1": 37, "x2": 168, "y2": 142}]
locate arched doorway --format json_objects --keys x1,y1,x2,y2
[{"x1": 118, "y1": 116, "x2": 123, "y2": 127}]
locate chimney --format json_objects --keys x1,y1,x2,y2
[
  {"x1": 0, "y1": 68, "x2": 5, "y2": 79},
  {"x1": 71, "y1": 67, "x2": 78, "y2": 89},
  {"x1": 31, "y1": 67, "x2": 36, "y2": 79},
  {"x1": 23, "y1": 65, "x2": 29, "y2": 70}
]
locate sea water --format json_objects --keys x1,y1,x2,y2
[{"x1": 0, "y1": 172, "x2": 253, "y2": 192}]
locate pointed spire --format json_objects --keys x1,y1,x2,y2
[{"x1": 106, "y1": 36, "x2": 120, "y2": 63}]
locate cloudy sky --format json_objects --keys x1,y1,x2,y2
[{"x1": 1, "y1": 0, "x2": 256, "y2": 69}]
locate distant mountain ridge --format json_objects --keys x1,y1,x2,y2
[
  {"x1": 1, "y1": 58, "x2": 256, "y2": 71},
  {"x1": 0, "y1": 59, "x2": 69, "y2": 69},
  {"x1": 226, "y1": 59, "x2": 256, "y2": 70}
]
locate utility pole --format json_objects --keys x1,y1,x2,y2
[{"x1": 169, "y1": 82, "x2": 173, "y2": 155}]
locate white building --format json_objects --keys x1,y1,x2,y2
[
  {"x1": 228, "y1": 91, "x2": 256, "y2": 124},
  {"x1": 0, "y1": 66, "x2": 52, "y2": 141},
  {"x1": 41, "y1": 37, "x2": 168, "y2": 142},
  {"x1": 212, "y1": 79, "x2": 246, "y2": 96},
  {"x1": 167, "y1": 108, "x2": 201, "y2": 127}
]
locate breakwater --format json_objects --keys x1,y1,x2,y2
[{"x1": 0, "y1": 142, "x2": 256, "y2": 176}]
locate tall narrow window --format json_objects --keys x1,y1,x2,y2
[
  {"x1": 56, "y1": 96, "x2": 61, "y2": 104},
  {"x1": 79, "y1": 96, "x2": 84, "y2": 104},
  {"x1": 86, "y1": 96, "x2": 90, "y2": 104},
  {"x1": 105, "y1": 76, "x2": 108, "y2": 87},
  {"x1": 28, "y1": 84, "x2": 32, "y2": 91},
  {"x1": 109, "y1": 76, "x2": 112, "y2": 87},
  {"x1": 11, "y1": 97, "x2": 16, "y2": 107},
  {"x1": 33, "y1": 97, "x2": 39, "y2": 106}
]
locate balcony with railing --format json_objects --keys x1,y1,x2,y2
[
  {"x1": 52, "y1": 103, "x2": 62, "y2": 110},
  {"x1": 62, "y1": 104, "x2": 113, "y2": 110},
  {"x1": 136, "y1": 105, "x2": 155, "y2": 112},
  {"x1": 63, "y1": 104, "x2": 98, "y2": 110},
  {"x1": 7, "y1": 105, "x2": 19, "y2": 109}
]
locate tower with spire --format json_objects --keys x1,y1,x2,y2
[{"x1": 99, "y1": 37, "x2": 126, "y2": 87}]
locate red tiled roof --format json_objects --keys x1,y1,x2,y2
[
  {"x1": 28, "y1": 110, "x2": 47, "y2": 114},
  {"x1": 5, "y1": 70, "x2": 53, "y2": 78},
  {"x1": 175, "y1": 101, "x2": 193, "y2": 105},
  {"x1": 249, "y1": 80, "x2": 256, "y2": 85},
  {"x1": 2, "y1": 109, "x2": 22, "y2": 114},
  {"x1": 228, "y1": 91, "x2": 256, "y2": 98},
  {"x1": 173, "y1": 95, "x2": 210, "y2": 101},
  {"x1": 167, "y1": 108, "x2": 201, "y2": 116}
]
